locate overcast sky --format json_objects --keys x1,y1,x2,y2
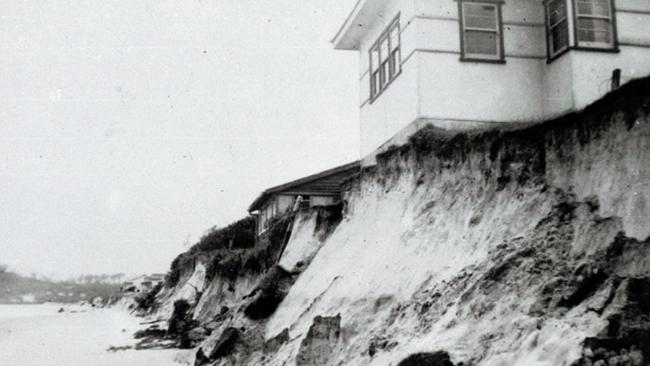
[{"x1": 0, "y1": 0, "x2": 360, "y2": 279}]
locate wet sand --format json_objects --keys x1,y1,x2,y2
[{"x1": 0, "y1": 304, "x2": 192, "y2": 366}]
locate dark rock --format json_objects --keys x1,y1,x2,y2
[
  {"x1": 167, "y1": 299, "x2": 200, "y2": 348},
  {"x1": 557, "y1": 270, "x2": 609, "y2": 309},
  {"x1": 194, "y1": 348, "x2": 210, "y2": 366},
  {"x1": 368, "y1": 336, "x2": 398, "y2": 357},
  {"x1": 264, "y1": 328, "x2": 290, "y2": 354},
  {"x1": 168, "y1": 299, "x2": 193, "y2": 335},
  {"x1": 572, "y1": 277, "x2": 650, "y2": 366},
  {"x1": 244, "y1": 266, "x2": 294, "y2": 320},
  {"x1": 296, "y1": 314, "x2": 341, "y2": 366},
  {"x1": 208, "y1": 327, "x2": 245, "y2": 360},
  {"x1": 133, "y1": 327, "x2": 166, "y2": 339},
  {"x1": 186, "y1": 326, "x2": 210, "y2": 346},
  {"x1": 397, "y1": 351, "x2": 455, "y2": 366}
]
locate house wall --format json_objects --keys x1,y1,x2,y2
[
  {"x1": 571, "y1": 47, "x2": 650, "y2": 111},
  {"x1": 357, "y1": 0, "x2": 549, "y2": 156},
  {"x1": 353, "y1": 0, "x2": 650, "y2": 158},
  {"x1": 540, "y1": 1, "x2": 650, "y2": 117},
  {"x1": 277, "y1": 195, "x2": 296, "y2": 213},
  {"x1": 544, "y1": 51, "x2": 575, "y2": 118},
  {"x1": 256, "y1": 194, "x2": 341, "y2": 235},
  {"x1": 416, "y1": 0, "x2": 546, "y2": 124},
  {"x1": 569, "y1": 1, "x2": 650, "y2": 110},
  {"x1": 358, "y1": 0, "x2": 418, "y2": 156},
  {"x1": 257, "y1": 195, "x2": 292, "y2": 235},
  {"x1": 311, "y1": 196, "x2": 337, "y2": 207}
]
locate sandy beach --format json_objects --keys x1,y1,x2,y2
[{"x1": 0, "y1": 304, "x2": 192, "y2": 366}]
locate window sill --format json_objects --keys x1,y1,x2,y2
[
  {"x1": 546, "y1": 47, "x2": 571, "y2": 64},
  {"x1": 459, "y1": 57, "x2": 506, "y2": 64},
  {"x1": 572, "y1": 46, "x2": 620, "y2": 53},
  {"x1": 546, "y1": 45, "x2": 620, "y2": 64}
]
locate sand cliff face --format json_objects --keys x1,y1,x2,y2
[{"x1": 161, "y1": 78, "x2": 650, "y2": 366}]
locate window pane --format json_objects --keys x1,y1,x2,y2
[
  {"x1": 392, "y1": 49, "x2": 400, "y2": 75},
  {"x1": 465, "y1": 30, "x2": 498, "y2": 56},
  {"x1": 371, "y1": 71, "x2": 379, "y2": 97},
  {"x1": 463, "y1": 3, "x2": 497, "y2": 30},
  {"x1": 551, "y1": 20, "x2": 569, "y2": 53},
  {"x1": 578, "y1": 18, "x2": 612, "y2": 43},
  {"x1": 390, "y1": 25, "x2": 400, "y2": 51},
  {"x1": 369, "y1": 17, "x2": 401, "y2": 98},
  {"x1": 548, "y1": 0, "x2": 567, "y2": 26},
  {"x1": 370, "y1": 46, "x2": 379, "y2": 72},
  {"x1": 380, "y1": 36, "x2": 390, "y2": 62},
  {"x1": 576, "y1": 0, "x2": 611, "y2": 17}
]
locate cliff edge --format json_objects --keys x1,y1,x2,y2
[{"x1": 153, "y1": 76, "x2": 650, "y2": 366}]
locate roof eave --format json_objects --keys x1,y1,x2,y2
[
  {"x1": 248, "y1": 193, "x2": 269, "y2": 213},
  {"x1": 331, "y1": 0, "x2": 368, "y2": 50},
  {"x1": 247, "y1": 161, "x2": 361, "y2": 213}
]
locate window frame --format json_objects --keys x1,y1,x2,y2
[
  {"x1": 457, "y1": 0, "x2": 506, "y2": 64},
  {"x1": 571, "y1": 0, "x2": 618, "y2": 51},
  {"x1": 544, "y1": 0, "x2": 571, "y2": 61},
  {"x1": 368, "y1": 14, "x2": 401, "y2": 103},
  {"x1": 546, "y1": 0, "x2": 619, "y2": 62}
]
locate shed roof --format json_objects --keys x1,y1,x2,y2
[{"x1": 248, "y1": 161, "x2": 360, "y2": 212}]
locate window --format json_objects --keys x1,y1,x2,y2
[
  {"x1": 301, "y1": 195, "x2": 311, "y2": 209},
  {"x1": 545, "y1": 0, "x2": 570, "y2": 58},
  {"x1": 369, "y1": 16, "x2": 400, "y2": 100},
  {"x1": 574, "y1": 0, "x2": 616, "y2": 48},
  {"x1": 459, "y1": 1, "x2": 504, "y2": 61}
]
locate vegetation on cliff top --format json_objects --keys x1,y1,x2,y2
[
  {"x1": 165, "y1": 213, "x2": 295, "y2": 288},
  {"x1": 373, "y1": 75, "x2": 650, "y2": 192},
  {"x1": 204, "y1": 213, "x2": 294, "y2": 282}
]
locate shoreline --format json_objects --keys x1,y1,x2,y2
[{"x1": 0, "y1": 304, "x2": 193, "y2": 366}]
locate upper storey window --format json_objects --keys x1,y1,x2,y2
[
  {"x1": 459, "y1": 1, "x2": 504, "y2": 62},
  {"x1": 369, "y1": 16, "x2": 401, "y2": 101},
  {"x1": 545, "y1": 0, "x2": 618, "y2": 60},
  {"x1": 545, "y1": 0, "x2": 570, "y2": 58},
  {"x1": 574, "y1": 0, "x2": 616, "y2": 48}
]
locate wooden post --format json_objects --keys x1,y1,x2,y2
[{"x1": 611, "y1": 69, "x2": 621, "y2": 90}]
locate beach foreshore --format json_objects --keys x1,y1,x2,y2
[{"x1": 0, "y1": 304, "x2": 192, "y2": 366}]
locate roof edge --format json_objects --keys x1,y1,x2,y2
[
  {"x1": 331, "y1": 0, "x2": 367, "y2": 50},
  {"x1": 248, "y1": 160, "x2": 361, "y2": 212}
]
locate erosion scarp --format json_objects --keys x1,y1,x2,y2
[{"x1": 151, "y1": 77, "x2": 650, "y2": 365}]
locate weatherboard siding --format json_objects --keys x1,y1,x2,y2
[{"x1": 340, "y1": 0, "x2": 650, "y2": 158}]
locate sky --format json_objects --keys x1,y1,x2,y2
[{"x1": 0, "y1": 0, "x2": 360, "y2": 279}]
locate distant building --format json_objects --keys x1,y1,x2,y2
[
  {"x1": 248, "y1": 161, "x2": 360, "y2": 237},
  {"x1": 332, "y1": 0, "x2": 650, "y2": 158},
  {"x1": 122, "y1": 273, "x2": 165, "y2": 293},
  {"x1": 20, "y1": 294, "x2": 36, "y2": 303},
  {"x1": 146, "y1": 273, "x2": 165, "y2": 283}
]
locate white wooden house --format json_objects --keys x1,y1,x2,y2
[
  {"x1": 248, "y1": 161, "x2": 360, "y2": 237},
  {"x1": 332, "y1": 0, "x2": 650, "y2": 160}
]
